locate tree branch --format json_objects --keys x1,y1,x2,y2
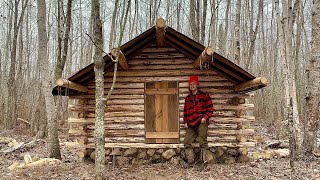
[{"x1": 86, "y1": 33, "x2": 116, "y2": 62}]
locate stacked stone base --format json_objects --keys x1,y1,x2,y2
[{"x1": 86, "y1": 146, "x2": 250, "y2": 166}]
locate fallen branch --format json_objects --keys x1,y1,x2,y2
[
  {"x1": 1, "y1": 140, "x2": 37, "y2": 153},
  {"x1": 18, "y1": 118, "x2": 31, "y2": 125}
]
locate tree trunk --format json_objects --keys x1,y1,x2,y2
[
  {"x1": 304, "y1": 0, "x2": 320, "y2": 155},
  {"x1": 92, "y1": 0, "x2": 105, "y2": 178},
  {"x1": 109, "y1": 0, "x2": 119, "y2": 50},
  {"x1": 37, "y1": 0, "x2": 61, "y2": 159},
  {"x1": 234, "y1": 0, "x2": 241, "y2": 65},
  {"x1": 282, "y1": 0, "x2": 302, "y2": 151},
  {"x1": 190, "y1": 0, "x2": 199, "y2": 42},
  {"x1": 245, "y1": 0, "x2": 262, "y2": 70},
  {"x1": 54, "y1": 0, "x2": 72, "y2": 81},
  {"x1": 200, "y1": 0, "x2": 207, "y2": 44},
  {"x1": 222, "y1": 0, "x2": 231, "y2": 55},
  {"x1": 209, "y1": 0, "x2": 216, "y2": 48},
  {"x1": 7, "y1": 0, "x2": 28, "y2": 127}
]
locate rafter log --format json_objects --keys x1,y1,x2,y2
[
  {"x1": 111, "y1": 48, "x2": 129, "y2": 70},
  {"x1": 166, "y1": 34, "x2": 200, "y2": 58},
  {"x1": 234, "y1": 77, "x2": 268, "y2": 92},
  {"x1": 193, "y1": 46, "x2": 214, "y2": 68},
  {"x1": 56, "y1": 79, "x2": 88, "y2": 92},
  {"x1": 155, "y1": 18, "x2": 166, "y2": 47}
]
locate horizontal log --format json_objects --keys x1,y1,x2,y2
[
  {"x1": 145, "y1": 88, "x2": 178, "y2": 95},
  {"x1": 211, "y1": 116, "x2": 255, "y2": 123},
  {"x1": 140, "y1": 47, "x2": 177, "y2": 53},
  {"x1": 69, "y1": 129, "x2": 145, "y2": 137},
  {"x1": 88, "y1": 89, "x2": 145, "y2": 95},
  {"x1": 89, "y1": 99, "x2": 144, "y2": 105},
  {"x1": 69, "y1": 94, "x2": 144, "y2": 99},
  {"x1": 105, "y1": 69, "x2": 218, "y2": 77},
  {"x1": 179, "y1": 93, "x2": 254, "y2": 99},
  {"x1": 234, "y1": 77, "x2": 268, "y2": 92},
  {"x1": 84, "y1": 136, "x2": 237, "y2": 144},
  {"x1": 56, "y1": 79, "x2": 88, "y2": 93},
  {"x1": 128, "y1": 58, "x2": 193, "y2": 65},
  {"x1": 179, "y1": 81, "x2": 234, "y2": 87},
  {"x1": 85, "y1": 142, "x2": 256, "y2": 148},
  {"x1": 68, "y1": 117, "x2": 145, "y2": 124},
  {"x1": 85, "y1": 124, "x2": 144, "y2": 130},
  {"x1": 179, "y1": 86, "x2": 234, "y2": 94},
  {"x1": 104, "y1": 75, "x2": 228, "y2": 83},
  {"x1": 178, "y1": 104, "x2": 254, "y2": 111},
  {"x1": 178, "y1": 129, "x2": 254, "y2": 136},
  {"x1": 146, "y1": 132, "x2": 179, "y2": 139},
  {"x1": 85, "y1": 112, "x2": 144, "y2": 118},
  {"x1": 88, "y1": 82, "x2": 145, "y2": 89},
  {"x1": 69, "y1": 104, "x2": 144, "y2": 112},
  {"x1": 179, "y1": 99, "x2": 231, "y2": 104},
  {"x1": 131, "y1": 53, "x2": 186, "y2": 59},
  {"x1": 129, "y1": 64, "x2": 193, "y2": 70},
  {"x1": 178, "y1": 117, "x2": 255, "y2": 124}
]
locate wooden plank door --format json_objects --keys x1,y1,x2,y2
[{"x1": 145, "y1": 81, "x2": 179, "y2": 143}]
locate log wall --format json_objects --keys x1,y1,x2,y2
[{"x1": 68, "y1": 45, "x2": 256, "y2": 150}]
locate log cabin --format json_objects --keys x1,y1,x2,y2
[{"x1": 52, "y1": 18, "x2": 267, "y2": 164}]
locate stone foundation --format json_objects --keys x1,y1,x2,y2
[{"x1": 86, "y1": 146, "x2": 249, "y2": 166}]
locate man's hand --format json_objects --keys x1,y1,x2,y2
[
  {"x1": 184, "y1": 123, "x2": 188, "y2": 128},
  {"x1": 201, "y1": 118, "x2": 206, "y2": 123}
]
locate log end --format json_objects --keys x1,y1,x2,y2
[
  {"x1": 56, "y1": 79, "x2": 66, "y2": 86},
  {"x1": 111, "y1": 48, "x2": 119, "y2": 57},
  {"x1": 156, "y1": 18, "x2": 166, "y2": 28},
  {"x1": 260, "y1": 76, "x2": 268, "y2": 85},
  {"x1": 206, "y1": 46, "x2": 214, "y2": 56}
]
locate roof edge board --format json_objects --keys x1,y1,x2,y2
[
  {"x1": 212, "y1": 53, "x2": 255, "y2": 80},
  {"x1": 166, "y1": 27, "x2": 204, "y2": 52}
]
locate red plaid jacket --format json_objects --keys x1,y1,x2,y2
[{"x1": 183, "y1": 91, "x2": 214, "y2": 127}]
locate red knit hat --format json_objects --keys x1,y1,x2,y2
[{"x1": 189, "y1": 75, "x2": 199, "y2": 85}]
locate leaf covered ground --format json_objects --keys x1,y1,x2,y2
[{"x1": 1, "y1": 124, "x2": 319, "y2": 180}]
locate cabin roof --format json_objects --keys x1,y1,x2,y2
[{"x1": 52, "y1": 26, "x2": 266, "y2": 95}]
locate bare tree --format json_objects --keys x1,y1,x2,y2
[
  {"x1": 92, "y1": 0, "x2": 105, "y2": 177},
  {"x1": 304, "y1": 0, "x2": 320, "y2": 155},
  {"x1": 7, "y1": 0, "x2": 28, "y2": 127},
  {"x1": 54, "y1": 0, "x2": 73, "y2": 80},
  {"x1": 245, "y1": 0, "x2": 262, "y2": 70},
  {"x1": 37, "y1": 0, "x2": 61, "y2": 159},
  {"x1": 109, "y1": 0, "x2": 119, "y2": 50},
  {"x1": 234, "y1": 0, "x2": 241, "y2": 65}
]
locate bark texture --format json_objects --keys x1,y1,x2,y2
[
  {"x1": 304, "y1": 0, "x2": 320, "y2": 155},
  {"x1": 37, "y1": 0, "x2": 61, "y2": 159},
  {"x1": 92, "y1": 0, "x2": 105, "y2": 178}
]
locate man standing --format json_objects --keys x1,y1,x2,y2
[{"x1": 183, "y1": 75, "x2": 214, "y2": 150}]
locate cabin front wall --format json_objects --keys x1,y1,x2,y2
[{"x1": 68, "y1": 43, "x2": 255, "y2": 151}]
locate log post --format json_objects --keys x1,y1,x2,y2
[
  {"x1": 156, "y1": 18, "x2": 166, "y2": 47},
  {"x1": 56, "y1": 79, "x2": 88, "y2": 93},
  {"x1": 193, "y1": 46, "x2": 214, "y2": 68},
  {"x1": 111, "y1": 48, "x2": 129, "y2": 70},
  {"x1": 234, "y1": 77, "x2": 268, "y2": 92}
]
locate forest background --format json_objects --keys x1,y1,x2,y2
[{"x1": 0, "y1": 0, "x2": 319, "y2": 158}]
